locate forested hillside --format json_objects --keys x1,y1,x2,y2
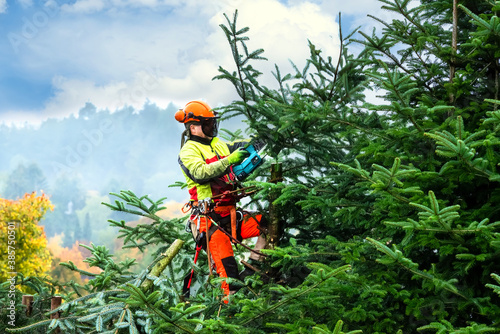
[
  {"x1": 0, "y1": 102, "x2": 183, "y2": 200},
  {"x1": 0, "y1": 102, "x2": 189, "y2": 247},
  {"x1": 3, "y1": 0, "x2": 500, "y2": 333}
]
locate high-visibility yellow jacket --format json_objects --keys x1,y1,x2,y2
[{"x1": 178, "y1": 135, "x2": 247, "y2": 206}]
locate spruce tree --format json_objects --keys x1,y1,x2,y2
[{"x1": 214, "y1": 1, "x2": 500, "y2": 332}]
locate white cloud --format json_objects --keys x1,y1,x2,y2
[
  {"x1": 38, "y1": 59, "x2": 237, "y2": 120},
  {"x1": 5, "y1": 0, "x2": 343, "y2": 123},
  {"x1": 45, "y1": 76, "x2": 128, "y2": 116},
  {"x1": 61, "y1": 0, "x2": 215, "y2": 13},
  {"x1": 210, "y1": 0, "x2": 339, "y2": 85},
  {"x1": 314, "y1": 0, "x2": 420, "y2": 33},
  {"x1": 0, "y1": 111, "x2": 44, "y2": 127},
  {"x1": 316, "y1": 0, "x2": 382, "y2": 16},
  {"x1": 17, "y1": 0, "x2": 33, "y2": 9},
  {"x1": 61, "y1": 0, "x2": 105, "y2": 14},
  {"x1": 0, "y1": 0, "x2": 7, "y2": 13}
]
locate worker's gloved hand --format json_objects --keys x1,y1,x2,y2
[{"x1": 227, "y1": 148, "x2": 250, "y2": 165}]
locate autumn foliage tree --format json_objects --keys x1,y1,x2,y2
[{"x1": 0, "y1": 192, "x2": 53, "y2": 282}]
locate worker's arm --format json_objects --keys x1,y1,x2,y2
[{"x1": 179, "y1": 146, "x2": 248, "y2": 184}]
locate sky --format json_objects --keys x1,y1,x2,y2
[{"x1": 0, "y1": 0, "x2": 392, "y2": 126}]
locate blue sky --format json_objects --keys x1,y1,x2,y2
[{"x1": 0, "y1": 0, "x2": 390, "y2": 126}]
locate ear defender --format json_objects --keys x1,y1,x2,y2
[{"x1": 175, "y1": 109, "x2": 186, "y2": 123}]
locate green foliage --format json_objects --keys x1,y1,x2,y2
[
  {"x1": 215, "y1": 0, "x2": 500, "y2": 332},
  {"x1": 103, "y1": 190, "x2": 188, "y2": 253},
  {"x1": 7, "y1": 189, "x2": 356, "y2": 333}
]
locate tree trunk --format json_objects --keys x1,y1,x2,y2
[
  {"x1": 449, "y1": 0, "x2": 458, "y2": 106},
  {"x1": 267, "y1": 163, "x2": 283, "y2": 249}
]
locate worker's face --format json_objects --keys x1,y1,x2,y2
[{"x1": 190, "y1": 119, "x2": 217, "y2": 139}]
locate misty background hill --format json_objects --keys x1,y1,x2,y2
[{"x1": 0, "y1": 102, "x2": 198, "y2": 249}]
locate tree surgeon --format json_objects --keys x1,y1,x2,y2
[{"x1": 175, "y1": 100, "x2": 267, "y2": 300}]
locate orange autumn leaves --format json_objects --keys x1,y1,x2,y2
[
  {"x1": 47, "y1": 234, "x2": 96, "y2": 284},
  {"x1": 1, "y1": 193, "x2": 187, "y2": 286},
  {"x1": 0, "y1": 192, "x2": 53, "y2": 282}
]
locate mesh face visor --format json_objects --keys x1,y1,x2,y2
[{"x1": 201, "y1": 117, "x2": 218, "y2": 138}]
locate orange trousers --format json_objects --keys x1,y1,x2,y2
[{"x1": 193, "y1": 210, "x2": 266, "y2": 296}]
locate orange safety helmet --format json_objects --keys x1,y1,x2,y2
[
  {"x1": 175, "y1": 100, "x2": 218, "y2": 123},
  {"x1": 175, "y1": 100, "x2": 219, "y2": 138}
]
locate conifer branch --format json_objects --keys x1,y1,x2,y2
[
  {"x1": 326, "y1": 117, "x2": 391, "y2": 140},
  {"x1": 140, "y1": 239, "x2": 184, "y2": 291},
  {"x1": 366, "y1": 238, "x2": 467, "y2": 299},
  {"x1": 239, "y1": 265, "x2": 351, "y2": 326},
  {"x1": 5, "y1": 316, "x2": 81, "y2": 333}
]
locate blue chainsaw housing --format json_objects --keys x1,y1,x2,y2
[{"x1": 232, "y1": 144, "x2": 263, "y2": 181}]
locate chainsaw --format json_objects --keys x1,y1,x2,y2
[{"x1": 231, "y1": 143, "x2": 265, "y2": 181}]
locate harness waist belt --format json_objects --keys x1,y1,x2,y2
[{"x1": 187, "y1": 202, "x2": 238, "y2": 241}]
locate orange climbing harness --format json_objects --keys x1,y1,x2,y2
[{"x1": 182, "y1": 185, "x2": 271, "y2": 300}]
